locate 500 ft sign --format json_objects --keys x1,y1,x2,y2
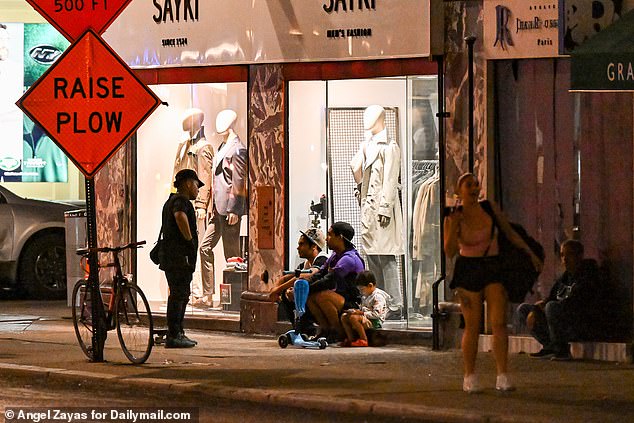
[
  {"x1": 54, "y1": 0, "x2": 110, "y2": 12},
  {"x1": 54, "y1": 76, "x2": 124, "y2": 133}
]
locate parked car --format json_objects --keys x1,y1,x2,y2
[{"x1": 0, "y1": 185, "x2": 85, "y2": 299}]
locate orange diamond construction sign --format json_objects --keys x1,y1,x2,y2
[{"x1": 17, "y1": 29, "x2": 161, "y2": 177}]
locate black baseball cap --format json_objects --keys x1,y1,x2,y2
[
  {"x1": 331, "y1": 221, "x2": 355, "y2": 248},
  {"x1": 174, "y1": 169, "x2": 204, "y2": 188}
]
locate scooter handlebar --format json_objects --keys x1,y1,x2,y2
[{"x1": 282, "y1": 269, "x2": 313, "y2": 276}]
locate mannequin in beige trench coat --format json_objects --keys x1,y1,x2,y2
[{"x1": 350, "y1": 105, "x2": 404, "y2": 314}]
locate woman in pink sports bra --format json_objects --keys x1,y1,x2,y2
[{"x1": 444, "y1": 173, "x2": 542, "y2": 394}]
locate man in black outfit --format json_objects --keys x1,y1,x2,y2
[
  {"x1": 158, "y1": 169, "x2": 204, "y2": 348},
  {"x1": 517, "y1": 239, "x2": 601, "y2": 360}
]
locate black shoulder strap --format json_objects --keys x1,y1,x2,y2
[
  {"x1": 480, "y1": 200, "x2": 497, "y2": 256},
  {"x1": 480, "y1": 200, "x2": 495, "y2": 220}
]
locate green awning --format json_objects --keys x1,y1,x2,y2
[{"x1": 571, "y1": 10, "x2": 634, "y2": 92}]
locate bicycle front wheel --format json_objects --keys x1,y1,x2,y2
[
  {"x1": 71, "y1": 280, "x2": 94, "y2": 360},
  {"x1": 115, "y1": 284, "x2": 153, "y2": 364}
]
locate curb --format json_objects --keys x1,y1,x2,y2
[{"x1": 0, "y1": 362, "x2": 548, "y2": 423}]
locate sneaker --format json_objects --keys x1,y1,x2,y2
[
  {"x1": 338, "y1": 339, "x2": 352, "y2": 348},
  {"x1": 350, "y1": 339, "x2": 368, "y2": 347},
  {"x1": 180, "y1": 333, "x2": 198, "y2": 345},
  {"x1": 551, "y1": 350, "x2": 573, "y2": 361},
  {"x1": 463, "y1": 374, "x2": 483, "y2": 394},
  {"x1": 529, "y1": 348, "x2": 556, "y2": 358},
  {"x1": 165, "y1": 334, "x2": 196, "y2": 349},
  {"x1": 495, "y1": 374, "x2": 516, "y2": 392}
]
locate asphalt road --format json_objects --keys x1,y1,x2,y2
[{"x1": 0, "y1": 374, "x2": 427, "y2": 423}]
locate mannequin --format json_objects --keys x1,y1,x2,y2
[
  {"x1": 350, "y1": 105, "x2": 404, "y2": 316},
  {"x1": 173, "y1": 108, "x2": 214, "y2": 305},
  {"x1": 199, "y1": 109, "x2": 248, "y2": 304}
]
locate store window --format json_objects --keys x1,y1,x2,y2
[
  {"x1": 288, "y1": 76, "x2": 440, "y2": 330},
  {"x1": 135, "y1": 82, "x2": 248, "y2": 316},
  {"x1": 1, "y1": 22, "x2": 84, "y2": 201}
]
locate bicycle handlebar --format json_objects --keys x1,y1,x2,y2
[{"x1": 76, "y1": 240, "x2": 146, "y2": 256}]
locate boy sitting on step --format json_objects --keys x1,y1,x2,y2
[{"x1": 340, "y1": 270, "x2": 391, "y2": 347}]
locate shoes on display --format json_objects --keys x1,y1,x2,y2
[
  {"x1": 462, "y1": 374, "x2": 483, "y2": 394},
  {"x1": 529, "y1": 348, "x2": 556, "y2": 358},
  {"x1": 495, "y1": 374, "x2": 516, "y2": 392},
  {"x1": 350, "y1": 339, "x2": 368, "y2": 347},
  {"x1": 196, "y1": 296, "x2": 214, "y2": 308},
  {"x1": 165, "y1": 334, "x2": 196, "y2": 349},
  {"x1": 227, "y1": 256, "x2": 245, "y2": 263}
]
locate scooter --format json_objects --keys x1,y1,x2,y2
[{"x1": 277, "y1": 277, "x2": 328, "y2": 349}]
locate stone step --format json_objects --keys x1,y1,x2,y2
[{"x1": 479, "y1": 335, "x2": 632, "y2": 363}]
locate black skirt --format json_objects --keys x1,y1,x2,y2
[{"x1": 450, "y1": 255, "x2": 505, "y2": 292}]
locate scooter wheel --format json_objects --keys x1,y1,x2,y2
[
  {"x1": 278, "y1": 334, "x2": 289, "y2": 348},
  {"x1": 318, "y1": 339, "x2": 327, "y2": 349}
]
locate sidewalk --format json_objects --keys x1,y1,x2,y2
[{"x1": 1, "y1": 301, "x2": 634, "y2": 422}]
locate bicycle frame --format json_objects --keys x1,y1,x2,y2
[{"x1": 72, "y1": 241, "x2": 153, "y2": 364}]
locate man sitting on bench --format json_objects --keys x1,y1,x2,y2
[{"x1": 516, "y1": 239, "x2": 602, "y2": 360}]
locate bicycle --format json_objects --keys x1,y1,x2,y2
[{"x1": 71, "y1": 241, "x2": 154, "y2": 364}]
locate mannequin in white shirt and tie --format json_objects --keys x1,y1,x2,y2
[{"x1": 199, "y1": 109, "x2": 247, "y2": 305}]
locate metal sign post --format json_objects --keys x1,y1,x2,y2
[{"x1": 85, "y1": 178, "x2": 107, "y2": 361}]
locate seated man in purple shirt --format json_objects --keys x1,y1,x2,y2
[{"x1": 306, "y1": 221, "x2": 366, "y2": 342}]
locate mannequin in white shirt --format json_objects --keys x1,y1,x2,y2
[{"x1": 199, "y1": 109, "x2": 248, "y2": 307}]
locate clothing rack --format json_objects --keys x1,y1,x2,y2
[{"x1": 412, "y1": 159, "x2": 439, "y2": 171}]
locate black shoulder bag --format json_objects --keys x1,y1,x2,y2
[
  {"x1": 149, "y1": 228, "x2": 163, "y2": 266},
  {"x1": 480, "y1": 200, "x2": 544, "y2": 302}
]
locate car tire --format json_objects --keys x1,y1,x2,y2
[{"x1": 19, "y1": 232, "x2": 67, "y2": 300}]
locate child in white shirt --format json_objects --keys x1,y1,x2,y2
[{"x1": 340, "y1": 270, "x2": 391, "y2": 347}]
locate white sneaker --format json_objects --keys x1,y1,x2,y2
[
  {"x1": 463, "y1": 374, "x2": 483, "y2": 394},
  {"x1": 495, "y1": 374, "x2": 516, "y2": 392}
]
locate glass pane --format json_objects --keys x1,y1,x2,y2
[
  {"x1": 136, "y1": 82, "x2": 248, "y2": 317},
  {"x1": 407, "y1": 75, "x2": 440, "y2": 329}
]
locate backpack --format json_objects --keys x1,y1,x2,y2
[{"x1": 481, "y1": 201, "x2": 545, "y2": 302}]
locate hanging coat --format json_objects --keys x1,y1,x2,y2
[{"x1": 350, "y1": 129, "x2": 404, "y2": 256}]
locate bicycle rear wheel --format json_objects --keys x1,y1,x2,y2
[
  {"x1": 71, "y1": 280, "x2": 94, "y2": 360},
  {"x1": 115, "y1": 284, "x2": 153, "y2": 364}
]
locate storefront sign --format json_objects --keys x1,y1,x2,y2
[
  {"x1": 25, "y1": 0, "x2": 132, "y2": 41},
  {"x1": 483, "y1": 0, "x2": 560, "y2": 59},
  {"x1": 570, "y1": 9, "x2": 634, "y2": 91},
  {"x1": 257, "y1": 186, "x2": 275, "y2": 250},
  {"x1": 103, "y1": 0, "x2": 432, "y2": 67},
  {"x1": 17, "y1": 30, "x2": 161, "y2": 177},
  {"x1": 558, "y1": 0, "x2": 632, "y2": 54}
]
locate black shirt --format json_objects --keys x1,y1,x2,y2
[{"x1": 159, "y1": 193, "x2": 197, "y2": 272}]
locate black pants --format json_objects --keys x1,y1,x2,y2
[
  {"x1": 165, "y1": 270, "x2": 192, "y2": 338},
  {"x1": 279, "y1": 289, "x2": 316, "y2": 335}
]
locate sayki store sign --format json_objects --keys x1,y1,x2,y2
[
  {"x1": 483, "y1": 0, "x2": 561, "y2": 59},
  {"x1": 103, "y1": 0, "x2": 437, "y2": 68},
  {"x1": 17, "y1": 30, "x2": 161, "y2": 177},
  {"x1": 24, "y1": 0, "x2": 132, "y2": 41}
]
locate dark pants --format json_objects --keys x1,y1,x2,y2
[
  {"x1": 200, "y1": 212, "x2": 242, "y2": 295},
  {"x1": 165, "y1": 270, "x2": 192, "y2": 338},
  {"x1": 279, "y1": 289, "x2": 316, "y2": 335},
  {"x1": 517, "y1": 301, "x2": 580, "y2": 352}
]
